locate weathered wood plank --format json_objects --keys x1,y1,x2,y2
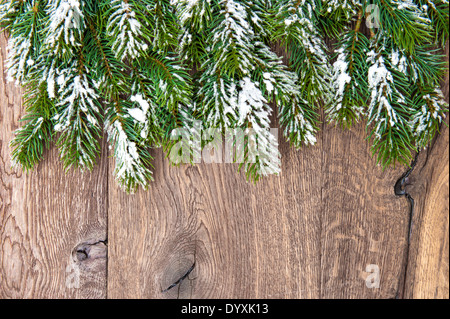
[
  {"x1": 106, "y1": 108, "x2": 410, "y2": 298},
  {"x1": 105, "y1": 44, "x2": 448, "y2": 299},
  {"x1": 402, "y1": 118, "x2": 449, "y2": 299},
  {"x1": 0, "y1": 34, "x2": 108, "y2": 299},
  {"x1": 106, "y1": 43, "x2": 448, "y2": 299},
  {"x1": 401, "y1": 45, "x2": 449, "y2": 299},
  {"x1": 1, "y1": 32, "x2": 448, "y2": 299},
  {"x1": 320, "y1": 121, "x2": 410, "y2": 299},
  {"x1": 107, "y1": 128, "x2": 325, "y2": 298}
]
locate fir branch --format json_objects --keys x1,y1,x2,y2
[
  {"x1": 254, "y1": 41, "x2": 319, "y2": 149},
  {"x1": 0, "y1": 0, "x2": 26, "y2": 29},
  {"x1": 128, "y1": 66, "x2": 162, "y2": 144},
  {"x1": 236, "y1": 77, "x2": 281, "y2": 180},
  {"x1": 206, "y1": 0, "x2": 256, "y2": 78},
  {"x1": 415, "y1": 0, "x2": 449, "y2": 47},
  {"x1": 403, "y1": 44, "x2": 448, "y2": 86},
  {"x1": 103, "y1": 0, "x2": 150, "y2": 60},
  {"x1": 106, "y1": 108, "x2": 154, "y2": 193},
  {"x1": 44, "y1": 0, "x2": 85, "y2": 58},
  {"x1": 366, "y1": 33, "x2": 416, "y2": 167},
  {"x1": 270, "y1": 0, "x2": 333, "y2": 108},
  {"x1": 244, "y1": 0, "x2": 271, "y2": 38},
  {"x1": 409, "y1": 84, "x2": 448, "y2": 148},
  {"x1": 86, "y1": 16, "x2": 153, "y2": 192},
  {"x1": 174, "y1": 0, "x2": 213, "y2": 65},
  {"x1": 196, "y1": 0, "x2": 283, "y2": 179},
  {"x1": 5, "y1": 0, "x2": 48, "y2": 85},
  {"x1": 327, "y1": 26, "x2": 370, "y2": 128},
  {"x1": 131, "y1": 51, "x2": 193, "y2": 151},
  {"x1": 52, "y1": 56, "x2": 102, "y2": 171},
  {"x1": 10, "y1": 79, "x2": 55, "y2": 171},
  {"x1": 3, "y1": 0, "x2": 449, "y2": 190},
  {"x1": 146, "y1": 0, "x2": 179, "y2": 52},
  {"x1": 373, "y1": 0, "x2": 432, "y2": 54},
  {"x1": 318, "y1": 0, "x2": 360, "y2": 37},
  {"x1": 196, "y1": 0, "x2": 256, "y2": 130},
  {"x1": 85, "y1": 18, "x2": 128, "y2": 100}
]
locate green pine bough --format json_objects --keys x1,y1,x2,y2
[{"x1": 1, "y1": 0, "x2": 448, "y2": 193}]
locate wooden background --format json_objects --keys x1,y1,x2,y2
[{"x1": 0, "y1": 33, "x2": 448, "y2": 299}]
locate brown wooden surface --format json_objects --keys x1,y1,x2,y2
[
  {"x1": 401, "y1": 44, "x2": 450, "y2": 299},
  {"x1": 0, "y1": 33, "x2": 448, "y2": 299},
  {"x1": 0, "y1": 34, "x2": 107, "y2": 299}
]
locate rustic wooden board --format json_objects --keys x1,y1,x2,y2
[
  {"x1": 0, "y1": 33, "x2": 448, "y2": 299},
  {"x1": 401, "y1": 117, "x2": 449, "y2": 299},
  {"x1": 107, "y1": 129, "x2": 325, "y2": 299},
  {"x1": 0, "y1": 34, "x2": 108, "y2": 299},
  {"x1": 106, "y1": 113, "x2": 418, "y2": 298},
  {"x1": 401, "y1": 45, "x2": 450, "y2": 299}
]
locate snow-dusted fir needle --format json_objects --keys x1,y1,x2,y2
[
  {"x1": 366, "y1": 34, "x2": 414, "y2": 167},
  {"x1": 45, "y1": 0, "x2": 85, "y2": 57},
  {"x1": 105, "y1": 0, "x2": 149, "y2": 60},
  {"x1": 327, "y1": 14, "x2": 370, "y2": 128},
  {"x1": 270, "y1": 0, "x2": 333, "y2": 108},
  {"x1": 52, "y1": 59, "x2": 102, "y2": 170},
  {"x1": 2, "y1": 0, "x2": 448, "y2": 191},
  {"x1": 5, "y1": 1, "x2": 48, "y2": 85},
  {"x1": 194, "y1": 0, "x2": 285, "y2": 179},
  {"x1": 173, "y1": 0, "x2": 212, "y2": 65},
  {"x1": 417, "y1": 0, "x2": 449, "y2": 46}
]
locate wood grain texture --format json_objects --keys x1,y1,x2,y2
[
  {"x1": 106, "y1": 113, "x2": 414, "y2": 299},
  {"x1": 401, "y1": 45, "x2": 450, "y2": 299},
  {"x1": 320, "y1": 122, "x2": 410, "y2": 298},
  {"x1": 107, "y1": 131, "x2": 325, "y2": 299},
  {"x1": 0, "y1": 33, "x2": 448, "y2": 299},
  {"x1": 0, "y1": 34, "x2": 108, "y2": 299},
  {"x1": 402, "y1": 118, "x2": 449, "y2": 299}
]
